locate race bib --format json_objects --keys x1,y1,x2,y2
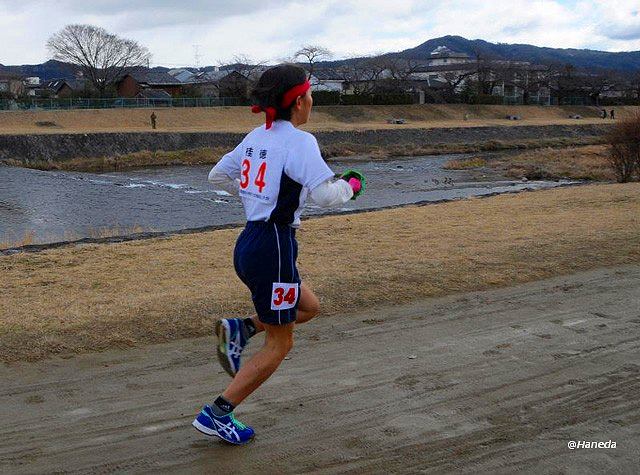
[
  {"x1": 238, "y1": 155, "x2": 280, "y2": 204},
  {"x1": 271, "y1": 283, "x2": 299, "y2": 311}
]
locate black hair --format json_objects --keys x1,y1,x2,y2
[{"x1": 250, "y1": 64, "x2": 308, "y2": 122}]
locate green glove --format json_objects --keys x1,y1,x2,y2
[{"x1": 340, "y1": 169, "x2": 366, "y2": 200}]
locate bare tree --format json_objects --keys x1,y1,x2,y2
[
  {"x1": 217, "y1": 55, "x2": 268, "y2": 99},
  {"x1": 294, "y1": 45, "x2": 333, "y2": 78},
  {"x1": 47, "y1": 24, "x2": 151, "y2": 96},
  {"x1": 440, "y1": 68, "x2": 477, "y2": 100},
  {"x1": 219, "y1": 54, "x2": 267, "y2": 81},
  {"x1": 338, "y1": 56, "x2": 388, "y2": 95}
]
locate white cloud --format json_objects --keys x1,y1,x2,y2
[{"x1": 0, "y1": 0, "x2": 639, "y2": 66}]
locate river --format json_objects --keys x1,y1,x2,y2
[{"x1": 0, "y1": 154, "x2": 575, "y2": 248}]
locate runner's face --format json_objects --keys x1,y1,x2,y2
[{"x1": 292, "y1": 89, "x2": 313, "y2": 126}]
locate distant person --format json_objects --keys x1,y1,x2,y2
[
  {"x1": 601, "y1": 109, "x2": 607, "y2": 119},
  {"x1": 193, "y1": 64, "x2": 366, "y2": 445},
  {"x1": 150, "y1": 112, "x2": 157, "y2": 129},
  {"x1": 610, "y1": 109, "x2": 615, "y2": 120}
]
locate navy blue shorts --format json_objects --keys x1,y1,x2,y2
[{"x1": 234, "y1": 221, "x2": 301, "y2": 325}]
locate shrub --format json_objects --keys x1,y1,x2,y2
[
  {"x1": 606, "y1": 113, "x2": 640, "y2": 182},
  {"x1": 312, "y1": 90, "x2": 341, "y2": 105}
]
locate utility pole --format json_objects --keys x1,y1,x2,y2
[{"x1": 193, "y1": 44, "x2": 202, "y2": 70}]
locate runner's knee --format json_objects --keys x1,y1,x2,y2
[
  {"x1": 265, "y1": 326, "x2": 294, "y2": 356},
  {"x1": 301, "y1": 290, "x2": 320, "y2": 318}
]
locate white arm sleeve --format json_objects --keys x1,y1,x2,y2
[
  {"x1": 309, "y1": 178, "x2": 354, "y2": 207},
  {"x1": 208, "y1": 169, "x2": 240, "y2": 195},
  {"x1": 207, "y1": 141, "x2": 244, "y2": 195}
]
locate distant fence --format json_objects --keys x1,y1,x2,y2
[
  {"x1": 0, "y1": 96, "x2": 246, "y2": 111},
  {"x1": 2, "y1": 94, "x2": 634, "y2": 112}
]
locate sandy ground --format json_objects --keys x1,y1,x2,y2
[
  {"x1": 1, "y1": 265, "x2": 638, "y2": 474},
  {"x1": 0, "y1": 104, "x2": 636, "y2": 135}
]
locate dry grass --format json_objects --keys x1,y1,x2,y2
[
  {"x1": 0, "y1": 225, "x2": 153, "y2": 250},
  {"x1": 1, "y1": 105, "x2": 638, "y2": 135},
  {"x1": 3, "y1": 147, "x2": 228, "y2": 172},
  {"x1": 0, "y1": 230, "x2": 35, "y2": 249},
  {"x1": 445, "y1": 145, "x2": 614, "y2": 181},
  {"x1": 1, "y1": 183, "x2": 639, "y2": 362},
  {"x1": 6, "y1": 135, "x2": 606, "y2": 172}
]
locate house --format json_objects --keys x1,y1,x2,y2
[
  {"x1": 310, "y1": 69, "x2": 345, "y2": 92},
  {"x1": 137, "y1": 89, "x2": 172, "y2": 99},
  {"x1": 42, "y1": 79, "x2": 73, "y2": 98},
  {"x1": 188, "y1": 70, "x2": 250, "y2": 98},
  {"x1": 427, "y1": 46, "x2": 472, "y2": 66},
  {"x1": 168, "y1": 68, "x2": 197, "y2": 83},
  {"x1": 22, "y1": 78, "x2": 73, "y2": 98},
  {"x1": 0, "y1": 74, "x2": 25, "y2": 98},
  {"x1": 116, "y1": 71, "x2": 184, "y2": 98}
]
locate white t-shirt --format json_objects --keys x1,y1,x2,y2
[{"x1": 211, "y1": 120, "x2": 336, "y2": 227}]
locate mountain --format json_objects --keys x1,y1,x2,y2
[
  {"x1": 396, "y1": 36, "x2": 640, "y2": 72},
  {"x1": 0, "y1": 59, "x2": 79, "y2": 80},
  {"x1": 3, "y1": 36, "x2": 639, "y2": 79}
]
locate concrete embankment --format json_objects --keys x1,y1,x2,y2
[{"x1": 0, "y1": 124, "x2": 612, "y2": 165}]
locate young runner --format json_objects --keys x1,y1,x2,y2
[{"x1": 193, "y1": 64, "x2": 365, "y2": 445}]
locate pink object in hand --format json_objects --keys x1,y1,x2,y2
[{"x1": 348, "y1": 177, "x2": 362, "y2": 194}]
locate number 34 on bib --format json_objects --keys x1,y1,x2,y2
[{"x1": 271, "y1": 283, "x2": 299, "y2": 310}]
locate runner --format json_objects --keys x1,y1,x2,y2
[{"x1": 193, "y1": 64, "x2": 365, "y2": 445}]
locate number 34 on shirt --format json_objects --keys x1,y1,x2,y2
[{"x1": 239, "y1": 158, "x2": 272, "y2": 201}]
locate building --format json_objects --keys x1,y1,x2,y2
[
  {"x1": 43, "y1": 79, "x2": 73, "y2": 98},
  {"x1": 427, "y1": 46, "x2": 472, "y2": 66},
  {"x1": 186, "y1": 70, "x2": 251, "y2": 98},
  {"x1": 24, "y1": 78, "x2": 74, "y2": 98},
  {"x1": 0, "y1": 74, "x2": 25, "y2": 98},
  {"x1": 168, "y1": 68, "x2": 198, "y2": 83},
  {"x1": 310, "y1": 69, "x2": 345, "y2": 92},
  {"x1": 116, "y1": 71, "x2": 183, "y2": 98}
]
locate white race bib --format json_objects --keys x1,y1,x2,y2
[
  {"x1": 271, "y1": 282, "x2": 299, "y2": 310},
  {"x1": 238, "y1": 155, "x2": 280, "y2": 204}
]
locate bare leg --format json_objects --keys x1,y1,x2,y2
[
  {"x1": 248, "y1": 283, "x2": 320, "y2": 335},
  {"x1": 222, "y1": 322, "x2": 293, "y2": 405}
]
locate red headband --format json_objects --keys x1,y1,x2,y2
[{"x1": 251, "y1": 80, "x2": 311, "y2": 130}]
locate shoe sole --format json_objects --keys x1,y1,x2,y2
[
  {"x1": 215, "y1": 319, "x2": 237, "y2": 378},
  {"x1": 192, "y1": 418, "x2": 253, "y2": 445}
]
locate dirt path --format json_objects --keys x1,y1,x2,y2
[{"x1": 1, "y1": 265, "x2": 639, "y2": 474}]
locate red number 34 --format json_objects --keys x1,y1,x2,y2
[
  {"x1": 240, "y1": 159, "x2": 267, "y2": 193},
  {"x1": 273, "y1": 287, "x2": 297, "y2": 306}
]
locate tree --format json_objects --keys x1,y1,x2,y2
[
  {"x1": 217, "y1": 54, "x2": 267, "y2": 99},
  {"x1": 294, "y1": 45, "x2": 333, "y2": 78},
  {"x1": 338, "y1": 56, "x2": 387, "y2": 95},
  {"x1": 47, "y1": 24, "x2": 151, "y2": 96}
]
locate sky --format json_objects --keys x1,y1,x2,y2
[{"x1": 0, "y1": 0, "x2": 639, "y2": 67}]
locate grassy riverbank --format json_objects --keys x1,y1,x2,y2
[
  {"x1": 2, "y1": 135, "x2": 607, "y2": 172},
  {"x1": 445, "y1": 144, "x2": 615, "y2": 181},
  {"x1": 1, "y1": 104, "x2": 636, "y2": 135},
  {"x1": 1, "y1": 183, "x2": 639, "y2": 362}
]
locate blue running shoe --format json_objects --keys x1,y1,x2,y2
[
  {"x1": 215, "y1": 318, "x2": 248, "y2": 377},
  {"x1": 192, "y1": 405, "x2": 255, "y2": 445}
]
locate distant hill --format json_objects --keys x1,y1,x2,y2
[
  {"x1": 0, "y1": 60, "x2": 171, "y2": 81},
  {"x1": 2, "y1": 36, "x2": 639, "y2": 80},
  {"x1": 396, "y1": 36, "x2": 640, "y2": 72},
  {"x1": 0, "y1": 60, "x2": 79, "y2": 80}
]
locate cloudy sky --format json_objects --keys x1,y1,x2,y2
[{"x1": 0, "y1": 0, "x2": 639, "y2": 66}]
